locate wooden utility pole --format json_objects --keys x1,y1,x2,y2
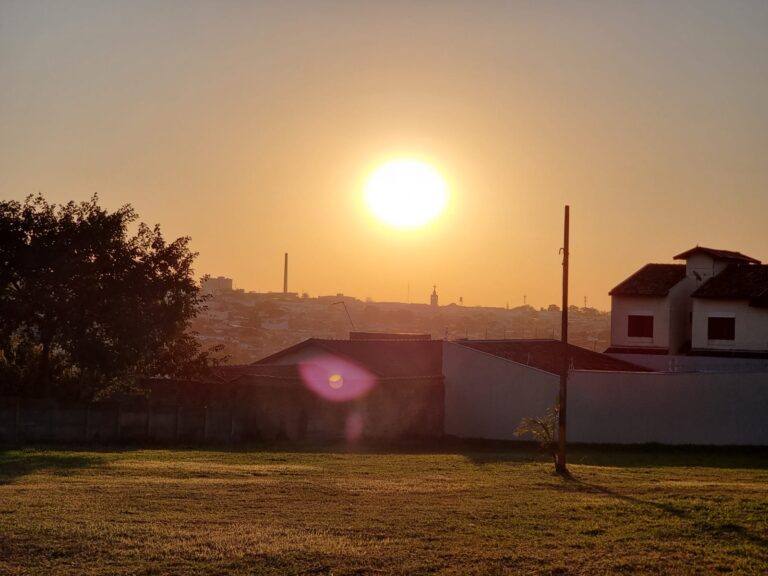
[{"x1": 557, "y1": 205, "x2": 570, "y2": 474}]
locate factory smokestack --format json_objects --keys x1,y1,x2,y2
[{"x1": 283, "y1": 252, "x2": 288, "y2": 294}]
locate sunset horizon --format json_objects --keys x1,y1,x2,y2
[{"x1": 3, "y1": 1, "x2": 767, "y2": 310}]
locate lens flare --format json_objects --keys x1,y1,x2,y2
[
  {"x1": 298, "y1": 355, "x2": 376, "y2": 402},
  {"x1": 328, "y1": 373, "x2": 344, "y2": 389}
]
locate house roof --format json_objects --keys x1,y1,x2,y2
[
  {"x1": 691, "y1": 264, "x2": 768, "y2": 307},
  {"x1": 208, "y1": 364, "x2": 302, "y2": 382},
  {"x1": 673, "y1": 246, "x2": 760, "y2": 264},
  {"x1": 609, "y1": 264, "x2": 687, "y2": 297},
  {"x1": 456, "y1": 339, "x2": 652, "y2": 376},
  {"x1": 254, "y1": 338, "x2": 443, "y2": 378}
]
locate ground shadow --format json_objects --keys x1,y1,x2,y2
[
  {"x1": 562, "y1": 472, "x2": 768, "y2": 549},
  {"x1": 565, "y1": 444, "x2": 768, "y2": 470},
  {"x1": 0, "y1": 449, "x2": 107, "y2": 485}
]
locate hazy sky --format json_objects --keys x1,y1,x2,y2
[{"x1": 2, "y1": 1, "x2": 767, "y2": 310}]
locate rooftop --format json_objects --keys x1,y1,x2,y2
[
  {"x1": 254, "y1": 338, "x2": 443, "y2": 378},
  {"x1": 208, "y1": 364, "x2": 301, "y2": 383},
  {"x1": 609, "y1": 264, "x2": 687, "y2": 297},
  {"x1": 456, "y1": 339, "x2": 652, "y2": 376},
  {"x1": 691, "y1": 264, "x2": 768, "y2": 307},
  {"x1": 673, "y1": 246, "x2": 761, "y2": 264}
]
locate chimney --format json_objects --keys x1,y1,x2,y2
[{"x1": 283, "y1": 253, "x2": 288, "y2": 294}]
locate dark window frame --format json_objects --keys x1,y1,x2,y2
[
  {"x1": 627, "y1": 315, "x2": 654, "y2": 338},
  {"x1": 707, "y1": 316, "x2": 735, "y2": 340}
]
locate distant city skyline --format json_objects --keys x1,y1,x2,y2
[
  {"x1": 202, "y1": 268, "x2": 610, "y2": 312},
  {"x1": 3, "y1": 1, "x2": 767, "y2": 310}
]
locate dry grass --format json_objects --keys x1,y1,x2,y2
[{"x1": 0, "y1": 446, "x2": 767, "y2": 575}]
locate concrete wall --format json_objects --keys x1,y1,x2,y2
[
  {"x1": 608, "y1": 353, "x2": 768, "y2": 373},
  {"x1": 569, "y1": 370, "x2": 768, "y2": 445},
  {"x1": 692, "y1": 298, "x2": 768, "y2": 353},
  {"x1": 0, "y1": 399, "x2": 238, "y2": 444},
  {"x1": 0, "y1": 373, "x2": 443, "y2": 444},
  {"x1": 610, "y1": 295, "x2": 671, "y2": 351},
  {"x1": 443, "y1": 342, "x2": 558, "y2": 440},
  {"x1": 444, "y1": 343, "x2": 768, "y2": 445}
]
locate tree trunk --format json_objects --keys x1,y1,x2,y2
[{"x1": 38, "y1": 336, "x2": 52, "y2": 397}]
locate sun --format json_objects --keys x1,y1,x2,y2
[{"x1": 364, "y1": 159, "x2": 447, "y2": 229}]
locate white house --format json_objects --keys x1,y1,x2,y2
[
  {"x1": 690, "y1": 262, "x2": 768, "y2": 355},
  {"x1": 606, "y1": 247, "x2": 766, "y2": 357}
]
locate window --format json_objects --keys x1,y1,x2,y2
[
  {"x1": 708, "y1": 317, "x2": 735, "y2": 340},
  {"x1": 627, "y1": 315, "x2": 654, "y2": 338}
]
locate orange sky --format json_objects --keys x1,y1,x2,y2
[{"x1": 2, "y1": 1, "x2": 767, "y2": 310}]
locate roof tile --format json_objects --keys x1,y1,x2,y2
[
  {"x1": 609, "y1": 264, "x2": 686, "y2": 297},
  {"x1": 457, "y1": 339, "x2": 652, "y2": 376}
]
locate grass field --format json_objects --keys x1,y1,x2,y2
[{"x1": 1, "y1": 446, "x2": 767, "y2": 575}]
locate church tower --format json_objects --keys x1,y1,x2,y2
[{"x1": 430, "y1": 285, "x2": 439, "y2": 308}]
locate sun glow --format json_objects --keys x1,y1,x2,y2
[{"x1": 364, "y1": 159, "x2": 447, "y2": 228}]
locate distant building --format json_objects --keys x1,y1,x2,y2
[
  {"x1": 201, "y1": 276, "x2": 233, "y2": 295},
  {"x1": 430, "y1": 285, "x2": 439, "y2": 308},
  {"x1": 607, "y1": 247, "x2": 768, "y2": 356}
]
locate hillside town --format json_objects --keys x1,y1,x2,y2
[{"x1": 192, "y1": 276, "x2": 611, "y2": 363}]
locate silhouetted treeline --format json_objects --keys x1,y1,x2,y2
[{"x1": 0, "y1": 195, "x2": 218, "y2": 400}]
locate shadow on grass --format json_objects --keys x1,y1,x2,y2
[
  {"x1": 455, "y1": 439, "x2": 768, "y2": 469},
  {"x1": 565, "y1": 444, "x2": 768, "y2": 470},
  {"x1": 562, "y1": 473, "x2": 768, "y2": 549},
  {"x1": 0, "y1": 449, "x2": 106, "y2": 485}
]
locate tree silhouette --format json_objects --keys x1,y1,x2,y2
[{"x1": 0, "y1": 195, "x2": 216, "y2": 399}]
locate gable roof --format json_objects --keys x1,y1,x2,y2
[
  {"x1": 456, "y1": 339, "x2": 652, "y2": 376},
  {"x1": 609, "y1": 264, "x2": 687, "y2": 297},
  {"x1": 691, "y1": 264, "x2": 768, "y2": 307},
  {"x1": 254, "y1": 338, "x2": 443, "y2": 378},
  {"x1": 674, "y1": 246, "x2": 760, "y2": 264}
]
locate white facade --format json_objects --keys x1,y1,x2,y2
[
  {"x1": 610, "y1": 295, "x2": 670, "y2": 351},
  {"x1": 692, "y1": 299, "x2": 768, "y2": 353},
  {"x1": 610, "y1": 276, "x2": 693, "y2": 354},
  {"x1": 685, "y1": 253, "x2": 729, "y2": 283}
]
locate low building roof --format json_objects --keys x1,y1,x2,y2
[
  {"x1": 209, "y1": 364, "x2": 301, "y2": 383},
  {"x1": 254, "y1": 338, "x2": 443, "y2": 378},
  {"x1": 691, "y1": 264, "x2": 768, "y2": 307},
  {"x1": 609, "y1": 264, "x2": 687, "y2": 297},
  {"x1": 456, "y1": 339, "x2": 652, "y2": 376},
  {"x1": 673, "y1": 246, "x2": 760, "y2": 264}
]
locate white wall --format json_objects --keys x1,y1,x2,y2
[
  {"x1": 692, "y1": 299, "x2": 768, "y2": 353},
  {"x1": 607, "y1": 353, "x2": 768, "y2": 373},
  {"x1": 686, "y1": 253, "x2": 720, "y2": 282},
  {"x1": 610, "y1": 295, "x2": 670, "y2": 350},
  {"x1": 569, "y1": 370, "x2": 768, "y2": 446},
  {"x1": 443, "y1": 342, "x2": 558, "y2": 440}
]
